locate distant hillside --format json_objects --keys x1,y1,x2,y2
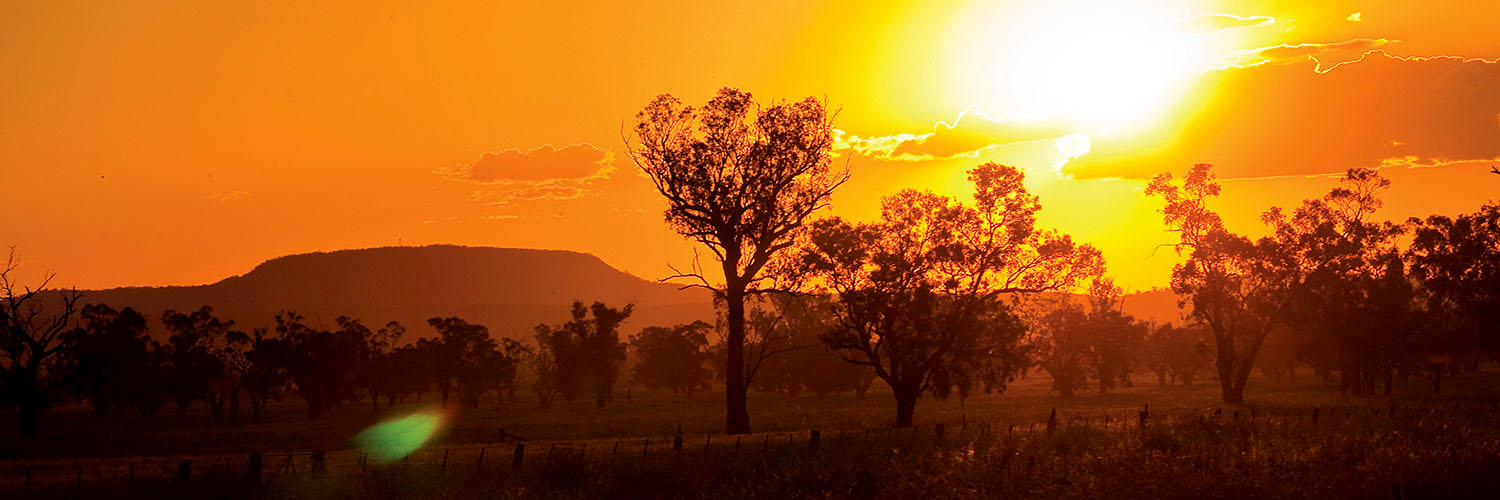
[
  {"x1": 1119, "y1": 288, "x2": 1190, "y2": 325},
  {"x1": 80, "y1": 245, "x2": 716, "y2": 341}
]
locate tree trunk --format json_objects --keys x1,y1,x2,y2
[
  {"x1": 18, "y1": 402, "x2": 40, "y2": 438},
  {"x1": 893, "y1": 387, "x2": 919, "y2": 428},
  {"x1": 250, "y1": 393, "x2": 265, "y2": 423},
  {"x1": 210, "y1": 394, "x2": 224, "y2": 426},
  {"x1": 228, "y1": 388, "x2": 241, "y2": 427},
  {"x1": 723, "y1": 284, "x2": 752, "y2": 434},
  {"x1": 369, "y1": 389, "x2": 380, "y2": 411},
  {"x1": 1156, "y1": 371, "x2": 1167, "y2": 387},
  {"x1": 1216, "y1": 336, "x2": 1244, "y2": 404}
]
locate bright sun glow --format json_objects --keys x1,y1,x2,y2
[{"x1": 947, "y1": 0, "x2": 1210, "y2": 133}]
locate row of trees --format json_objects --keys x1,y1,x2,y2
[
  {"x1": 1149, "y1": 165, "x2": 1500, "y2": 402},
  {"x1": 628, "y1": 88, "x2": 1499, "y2": 431}
]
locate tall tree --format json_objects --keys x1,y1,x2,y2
[
  {"x1": 241, "y1": 326, "x2": 290, "y2": 423},
  {"x1": 796, "y1": 163, "x2": 1103, "y2": 426},
  {"x1": 1262, "y1": 168, "x2": 1404, "y2": 395},
  {"x1": 533, "y1": 302, "x2": 634, "y2": 407},
  {"x1": 160, "y1": 306, "x2": 235, "y2": 419},
  {"x1": 59, "y1": 304, "x2": 158, "y2": 420},
  {"x1": 275, "y1": 312, "x2": 367, "y2": 418},
  {"x1": 627, "y1": 88, "x2": 848, "y2": 433},
  {"x1": 1148, "y1": 164, "x2": 1289, "y2": 404}
]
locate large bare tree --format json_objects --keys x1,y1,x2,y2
[
  {"x1": 1, "y1": 247, "x2": 82, "y2": 437},
  {"x1": 626, "y1": 88, "x2": 847, "y2": 434}
]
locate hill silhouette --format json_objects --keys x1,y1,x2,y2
[{"x1": 80, "y1": 245, "x2": 716, "y2": 341}]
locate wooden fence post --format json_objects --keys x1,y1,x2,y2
[
  {"x1": 476, "y1": 448, "x2": 486, "y2": 473},
  {"x1": 673, "y1": 435, "x2": 683, "y2": 453},
  {"x1": 178, "y1": 459, "x2": 193, "y2": 482},
  {"x1": 1047, "y1": 409, "x2": 1057, "y2": 434},
  {"x1": 810, "y1": 430, "x2": 821, "y2": 449},
  {"x1": 440, "y1": 449, "x2": 449, "y2": 472},
  {"x1": 512, "y1": 444, "x2": 526, "y2": 469}
]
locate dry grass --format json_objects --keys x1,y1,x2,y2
[{"x1": 4, "y1": 368, "x2": 1500, "y2": 498}]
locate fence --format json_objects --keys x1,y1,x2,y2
[{"x1": 2, "y1": 401, "x2": 1494, "y2": 495}]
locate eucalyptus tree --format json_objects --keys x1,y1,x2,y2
[
  {"x1": 795, "y1": 162, "x2": 1103, "y2": 426},
  {"x1": 627, "y1": 88, "x2": 847, "y2": 433}
]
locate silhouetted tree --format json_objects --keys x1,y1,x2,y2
[
  {"x1": 1142, "y1": 322, "x2": 1211, "y2": 387},
  {"x1": 631, "y1": 321, "x2": 713, "y2": 396},
  {"x1": 492, "y1": 338, "x2": 531, "y2": 406},
  {"x1": 161, "y1": 306, "x2": 235, "y2": 420},
  {"x1": 426, "y1": 316, "x2": 523, "y2": 409},
  {"x1": 627, "y1": 88, "x2": 848, "y2": 434},
  {"x1": 1407, "y1": 202, "x2": 1500, "y2": 392},
  {"x1": 360, "y1": 321, "x2": 404, "y2": 410},
  {"x1": 275, "y1": 312, "x2": 367, "y2": 418},
  {"x1": 795, "y1": 163, "x2": 1104, "y2": 426},
  {"x1": 1148, "y1": 164, "x2": 1289, "y2": 404},
  {"x1": 59, "y1": 304, "x2": 161, "y2": 420},
  {"x1": 1083, "y1": 279, "x2": 1147, "y2": 393},
  {"x1": 1030, "y1": 299, "x2": 1092, "y2": 397},
  {"x1": 1262, "y1": 168, "x2": 1404, "y2": 395},
  {"x1": 533, "y1": 302, "x2": 633, "y2": 407},
  {"x1": 0, "y1": 247, "x2": 83, "y2": 437},
  {"x1": 241, "y1": 326, "x2": 290, "y2": 423}
]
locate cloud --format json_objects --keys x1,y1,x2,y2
[
  {"x1": 1346, "y1": 12, "x2": 1362, "y2": 22},
  {"x1": 836, "y1": 107, "x2": 1070, "y2": 161},
  {"x1": 435, "y1": 143, "x2": 617, "y2": 207},
  {"x1": 1065, "y1": 50, "x2": 1500, "y2": 181},
  {"x1": 1223, "y1": 38, "x2": 1392, "y2": 71},
  {"x1": 204, "y1": 190, "x2": 251, "y2": 203},
  {"x1": 1187, "y1": 14, "x2": 1275, "y2": 33},
  {"x1": 435, "y1": 143, "x2": 612, "y2": 183}
]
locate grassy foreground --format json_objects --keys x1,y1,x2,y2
[{"x1": 4, "y1": 369, "x2": 1500, "y2": 498}]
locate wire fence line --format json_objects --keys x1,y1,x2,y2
[{"x1": 2, "y1": 401, "x2": 1495, "y2": 493}]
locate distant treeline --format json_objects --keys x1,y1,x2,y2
[{"x1": 6, "y1": 89, "x2": 1499, "y2": 440}]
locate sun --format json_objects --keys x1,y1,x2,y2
[{"x1": 945, "y1": 0, "x2": 1209, "y2": 134}]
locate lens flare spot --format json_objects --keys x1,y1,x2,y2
[{"x1": 353, "y1": 406, "x2": 446, "y2": 462}]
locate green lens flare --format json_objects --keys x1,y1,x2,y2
[{"x1": 353, "y1": 408, "x2": 445, "y2": 462}]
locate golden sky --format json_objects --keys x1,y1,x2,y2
[{"x1": 4, "y1": 0, "x2": 1499, "y2": 292}]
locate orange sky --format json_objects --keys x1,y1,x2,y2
[{"x1": 4, "y1": 0, "x2": 1499, "y2": 293}]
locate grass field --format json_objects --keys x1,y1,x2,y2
[{"x1": 4, "y1": 369, "x2": 1500, "y2": 498}]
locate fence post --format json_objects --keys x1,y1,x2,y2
[
  {"x1": 673, "y1": 435, "x2": 683, "y2": 453},
  {"x1": 810, "y1": 430, "x2": 821, "y2": 449},
  {"x1": 475, "y1": 448, "x2": 486, "y2": 473},
  {"x1": 1140, "y1": 404, "x2": 1149, "y2": 429},
  {"x1": 733, "y1": 437, "x2": 741, "y2": 459},
  {"x1": 1313, "y1": 407, "x2": 1321, "y2": 425},
  {"x1": 178, "y1": 459, "x2": 193, "y2": 482},
  {"x1": 312, "y1": 450, "x2": 326, "y2": 477},
  {"x1": 499, "y1": 428, "x2": 506, "y2": 443},
  {"x1": 704, "y1": 436, "x2": 711, "y2": 457},
  {"x1": 248, "y1": 452, "x2": 263, "y2": 483},
  {"x1": 1047, "y1": 409, "x2": 1057, "y2": 434},
  {"x1": 440, "y1": 449, "x2": 449, "y2": 472},
  {"x1": 512, "y1": 444, "x2": 526, "y2": 469}
]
